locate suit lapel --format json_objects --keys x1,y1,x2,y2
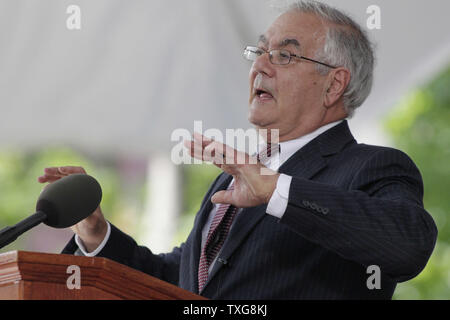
[
  {"x1": 278, "y1": 120, "x2": 355, "y2": 176},
  {"x1": 278, "y1": 139, "x2": 327, "y2": 177}
]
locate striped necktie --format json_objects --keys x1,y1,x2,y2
[{"x1": 198, "y1": 181, "x2": 237, "y2": 292}]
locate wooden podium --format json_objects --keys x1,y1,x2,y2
[{"x1": 0, "y1": 250, "x2": 206, "y2": 300}]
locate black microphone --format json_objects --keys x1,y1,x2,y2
[{"x1": 0, "y1": 174, "x2": 102, "y2": 249}]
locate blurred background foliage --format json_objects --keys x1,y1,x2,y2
[
  {"x1": 0, "y1": 66, "x2": 448, "y2": 299},
  {"x1": 386, "y1": 65, "x2": 450, "y2": 299}
]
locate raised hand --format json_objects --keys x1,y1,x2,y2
[
  {"x1": 184, "y1": 133, "x2": 280, "y2": 208},
  {"x1": 38, "y1": 166, "x2": 107, "y2": 252}
]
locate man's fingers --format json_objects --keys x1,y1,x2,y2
[
  {"x1": 38, "y1": 166, "x2": 87, "y2": 183},
  {"x1": 57, "y1": 166, "x2": 87, "y2": 174},
  {"x1": 203, "y1": 141, "x2": 224, "y2": 163},
  {"x1": 193, "y1": 132, "x2": 213, "y2": 148},
  {"x1": 43, "y1": 166, "x2": 86, "y2": 175},
  {"x1": 184, "y1": 137, "x2": 221, "y2": 162},
  {"x1": 43, "y1": 167, "x2": 62, "y2": 175},
  {"x1": 184, "y1": 134, "x2": 253, "y2": 166},
  {"x1": 38, "y1": 175, "x2": 61, "y2": 183},
  {"x1": 37, "y1": 167, "x2": 64, "y2": 183},
  {"x1": 184, "y1": 140, "x2": 205, "y2": 161},
  {"x1": 211, "y1": 190, "x2": 233, "y2": 205}
]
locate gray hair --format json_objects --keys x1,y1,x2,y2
[{"x1": 283, "y1": 1, "x2": 375, "y2": 117}]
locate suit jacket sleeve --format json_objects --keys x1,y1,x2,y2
[
  {"x1": 280, "y1": 148, "x2": 438, "y2": 283},
  {"x1": 62, "y1": 223, "x2": 184, "y2": 286}
]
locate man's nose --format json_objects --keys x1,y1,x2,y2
[{"x1": 250, "y1": 52, "x2": 275, "y2": 78}]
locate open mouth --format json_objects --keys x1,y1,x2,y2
[{"x1": 254, "y1": 88, "x2": 274, "y2": 100}]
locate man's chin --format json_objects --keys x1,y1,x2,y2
[
  {"x1": 248, "y1": 113, "x2": 272, "y2": 129},
  {"x1": 248, "y1": 100, "x2": 278, "y2": 127}
]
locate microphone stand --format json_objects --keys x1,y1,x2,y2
[{"x1": 0, "y1": 211, "x2": 47, "y2": 249}]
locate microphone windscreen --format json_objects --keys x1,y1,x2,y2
[{"x1": 36, "y1": 174, "x2": 102, "y2": 228}]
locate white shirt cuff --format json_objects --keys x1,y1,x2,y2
[
  {"x1": 74, "y1": 221, "x2": 111, "y2": 257},
  {"x1": 266, "y1": 174, "x2": 292, "y2": 219}
]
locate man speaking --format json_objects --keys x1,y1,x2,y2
[{"x1": 38, "y1": 1, "x2": 437, "y2": 299}]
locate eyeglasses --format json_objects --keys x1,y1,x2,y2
[{"x1": 243, "y1": 46, "x2": 337, "y2": 69}]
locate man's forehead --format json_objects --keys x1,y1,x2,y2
[{"x1": 259, "y1": 11, "x2": 326, "y2": 47}]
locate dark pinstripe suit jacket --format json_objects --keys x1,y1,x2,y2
[{"x1": 62, "y1": 120, "x2": 438, "y2": 299}]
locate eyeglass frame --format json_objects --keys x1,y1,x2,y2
[{"x1": 243, "y1": 46, "x2": 337, "y2": 69}]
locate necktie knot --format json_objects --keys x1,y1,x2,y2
[{"x1": 257, "y1": 143, "x2": 280, "y2": 163}]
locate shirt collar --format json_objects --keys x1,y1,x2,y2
[{"x1": 261, "y1": 120, "x2": 344, "y2": 170}]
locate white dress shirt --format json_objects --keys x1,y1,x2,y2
[{"x1": 75, "y1": 120, "x2": 343, "y2": 260}]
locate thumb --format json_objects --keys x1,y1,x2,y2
[{"x1": 211, "y1": 190, "x2": 233, "y2": 205}]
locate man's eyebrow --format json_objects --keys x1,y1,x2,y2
[
  {"x1": 257, "y1": 36, "x2": 300, "y2": 49},
  {"x1": 279, "y1": 38, "x2": 300, "y2": 48}
]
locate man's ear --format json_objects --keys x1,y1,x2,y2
[{"x1": 324, "y1": 67, "x2": 351, "y2": 108}]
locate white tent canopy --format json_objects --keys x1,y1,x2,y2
[{"x1": 0, "y1": 0, "x2": 449, "y2": 156}]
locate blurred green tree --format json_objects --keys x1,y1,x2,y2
[{"x1": 386, "y1": 66, "x2": 450, "y2": 299}]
